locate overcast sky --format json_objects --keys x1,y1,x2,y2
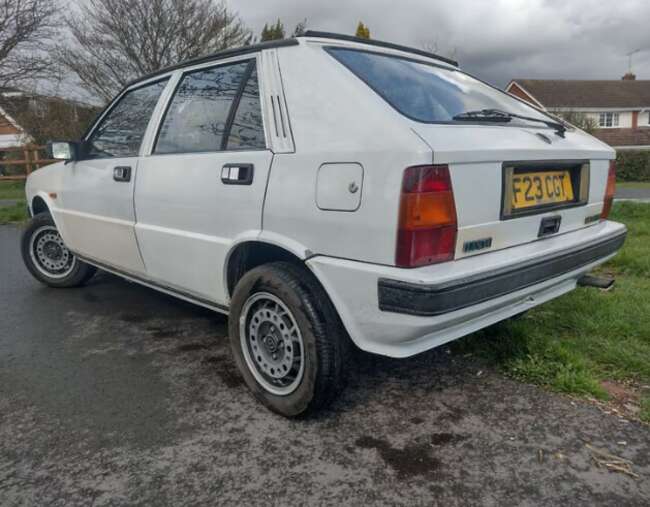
[{"x1": 235, "y1": 0, "x2": 650, "y2": 87}]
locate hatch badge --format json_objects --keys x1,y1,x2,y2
[{"x1": 463, "y1": 237, "x2": 493, "y2": 253}]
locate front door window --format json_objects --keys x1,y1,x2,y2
[{"x1": 86, "y1": 79, "x2": 169, "y2": 159}]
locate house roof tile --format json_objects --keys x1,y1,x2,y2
[{"x1": 511, "y1": 79, "x2": 650, "y2": 109}]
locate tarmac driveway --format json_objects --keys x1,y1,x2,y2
[{"x1": 1, "y1": 224, "x2": 649, "y2": 506}]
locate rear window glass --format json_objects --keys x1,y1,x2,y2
[{"x1": 327, "y1": 47, "x2": 550, "y2": 125}]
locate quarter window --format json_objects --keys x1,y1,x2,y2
[
  {"x1": 599, "y1": 112, "x2": 619, "y2": 128},
  {"x1": 155, "y1": 59, "x2": 265, "y2": 154},
  {"x1": 86, "y1": 79, "x2": 169, "y2": 158},
  {"x1": 225, "y1": 67, "x2": 265, "y2": 150}
]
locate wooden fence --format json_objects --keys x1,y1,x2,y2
[{"x1": 0, "y1": 145, "x2": 58, "y2": 180}]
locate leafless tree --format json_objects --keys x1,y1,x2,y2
[
  {"x1": 0, "y1": 0, "x2": 58, "y2": 89},
  {"x1": 551, "y1": 110, "x2": 599, "y2": 135},
  {"x1": 57, "y1": 0, "x2": 252, "y2": 103},
  {"x1": 420, "y1": 38, "x2": 458, "y2": 61}
]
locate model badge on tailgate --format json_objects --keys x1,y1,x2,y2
[{"x1": 463, "y1": 237, "x2": 493, "y2": 253}]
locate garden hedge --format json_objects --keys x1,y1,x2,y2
[{"x1": 616, "y1": 150, "x2": 650, "y2": 182}]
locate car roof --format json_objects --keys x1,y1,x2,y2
[
  {"x1": 301, "y1": 31, "x2": 459, "y2": 68},
  {"x1": 125, "y1": 38, "x2": 299, "y2": 88},
  {"x1": 126, "y1": 32, "x2": 459, "y2": 89}
]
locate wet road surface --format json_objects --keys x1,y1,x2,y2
[{"x1": 1, "y1": 225, "x2": 649, "y2": 506}]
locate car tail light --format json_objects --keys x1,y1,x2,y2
[
  {"x1": 396, "y1": 165, "x2": 457, "y2": 268},
  {"x1": 601, "y1": 160, "x2": 616, "y2": 219}
]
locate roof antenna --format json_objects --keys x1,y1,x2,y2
[{"x1": 626, "y1": 48, "x2": 640, "y2": 73}]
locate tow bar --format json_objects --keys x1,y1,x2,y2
[{"x1": 578, "y1": 274, "x2": 615, "y2": 290}]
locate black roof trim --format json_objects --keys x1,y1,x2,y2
[
  {"x1": 125, "y1": 38, "x2": 300, "y2": 88},
  {"x1": 302, "y1": 31, "x2": 459, "y2": 68}
]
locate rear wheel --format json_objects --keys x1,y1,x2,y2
[
  {"x1": 21, "y1": 213, "x2": 96, "y2": 288},
  {"x1": 228, "y1": 262, "x2": 349, "y2": 417}
]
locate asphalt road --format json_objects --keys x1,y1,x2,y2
[
  {"x1": 1, "y1": 224, "x2": 649, "y2": 506},
  {"x1": 616, "y1": 187, "x2": 650, "y2": 201}
]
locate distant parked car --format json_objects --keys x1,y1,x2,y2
[{"x1": 21, "y1": 32, "x2": 626, "y2": 417}]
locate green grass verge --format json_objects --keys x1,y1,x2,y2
[
  {"x1": 617, "y1": 181, "x2": 650, "y2": 190},
  {"x1": 454, "y1": 201, "x2": 650, "y2": 421},
  {"x1": 641, "y1": 397, "x2": 650, "y2": 422},
  {"x1": 0, "y1": 200, "x2": 27, "y2": 224},
  {"x1": 0, "y1": 180, "x2": 26, "y2": 199}
]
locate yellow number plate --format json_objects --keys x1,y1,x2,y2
[{"x1": 511, "y1": 171, "x2": 574, "y2": 210}]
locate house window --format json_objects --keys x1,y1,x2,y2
[{"x1": 599, "y1": 112, "x2": 619, "y2": 128}]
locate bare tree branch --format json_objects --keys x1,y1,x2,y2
[
  {"x1": 57, "y1": 0, "x2": 252, "y2": 102},
  {"x1": 420, "y1": 38, "x2": 458, "y2": 61},
  {"x1": 0, "y1": 0, "x2": 58, "y2": 89}
]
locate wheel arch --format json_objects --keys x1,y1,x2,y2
[
  {"x1": 29, "y1": 192, "x2": 68, "y2": 242},
  {"x1": 31, "y1": 195, "x2": 49, "y2": 216},
  {"x1": 225, "y1": 239, "x2": 307, "y2": 299}
]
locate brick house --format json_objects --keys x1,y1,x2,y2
[
  {"x1": 0, "y1": 89, "x2": 98, "y2": 148},
  {"x1": 0, "y1": 90, "x2": 26, "y2": 148},
  {"x1": 506, "y1": 74, "x2": 650, "y2": 150}
]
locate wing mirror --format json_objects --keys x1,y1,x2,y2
[{"x1": 47, "y1": 141, "x2": 81, "y2": 162}]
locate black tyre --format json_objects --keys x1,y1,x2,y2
[
  {"x1": 228, "y1": 262, "x2": 350, "y2": 417},
  {"x1": 21, "y1": 213, "x2": 96, "y2": 288}
]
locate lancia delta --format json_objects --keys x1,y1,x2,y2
[{"x1": 21, "y1": 32, "x2": 626, "y2": 416}]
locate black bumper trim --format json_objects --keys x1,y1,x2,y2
[{"x1": 378, "y1": 230, "x2": 627, "y2": 317}]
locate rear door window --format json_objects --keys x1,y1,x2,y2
[
  {"x1": 86, "y1": 79, "x2": 169, "y2": 159},
  {"x1": 327, "y1": 47, "x2": 551, "y2": 126},
  {"x1": 155, "y1": 59, "x2": 265, "y2": 154}
]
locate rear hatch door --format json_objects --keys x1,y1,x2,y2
[{"x1": 410, "y1": 123, "x2": 614, "y2": 259}]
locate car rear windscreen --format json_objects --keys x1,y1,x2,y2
[{"x1": 327, "y1": 47, "x2": 551, "y2": 125}]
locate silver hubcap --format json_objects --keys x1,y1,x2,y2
[
  {"x1": 240, "y1": 292, "x2": 305, "y2": 396},
  {"x1": 29, "y1": 226, "x2": 76, "y2": 279}
]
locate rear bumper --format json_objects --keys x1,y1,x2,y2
[
  {"x1": 378, "y1": 229, "x2": 626, "y2": 316},
  {"x1": 307, "y1": 220, "x2": 627, "y2": 358}
]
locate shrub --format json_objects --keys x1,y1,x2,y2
[
  {"x1": 554, "y1": 110, "x2": 598, "y2": 135},
  {"x1": 616, "y1": 150, "x2": 650, "y2": 181}
]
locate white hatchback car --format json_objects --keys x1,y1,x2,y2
[{"x1": 22, "y1": 32, "x2": 626, "y2": 416}]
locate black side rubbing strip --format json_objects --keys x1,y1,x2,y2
[{"x1": 378, "y1": 231, "x2": 627, "y2": 317}]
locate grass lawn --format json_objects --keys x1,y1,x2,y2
[
  {"x1": 455, "y1": 201, "x2": 650, "y2": 422},
  {"x1": 0, "y1": 200, "x2": 27, "y2": 224},
  {"x1": 0, "y1": 180, "x2": 26, "y2": 199},
  {"x1": 617, "y1": 181, "x2": 650, "y2": 190},
  {"x1": 0, "y1": 181, "x2": 26, "y2": 224}
]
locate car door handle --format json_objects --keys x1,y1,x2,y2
[
  {"x1": 221, "y1": 164, "x2": 254, "y2": 185},
  {"x1": 113, "y1": 166, "x2": 131, "y2": 182}
]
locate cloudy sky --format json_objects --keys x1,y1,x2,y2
[{"x1": 235, "y1": 0, "x2": 650, "y2": 87}]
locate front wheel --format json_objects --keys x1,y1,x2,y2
[
  {"x1": 21, "y1": 213, "x2": 96, "y2": 288},
  {"x1": 228, "y1": 262, "x2": 350, "y2": 417}
]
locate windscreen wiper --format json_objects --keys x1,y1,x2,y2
[{"x1": 453, "y1": 108, "x2": 567, "y2": 137}]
